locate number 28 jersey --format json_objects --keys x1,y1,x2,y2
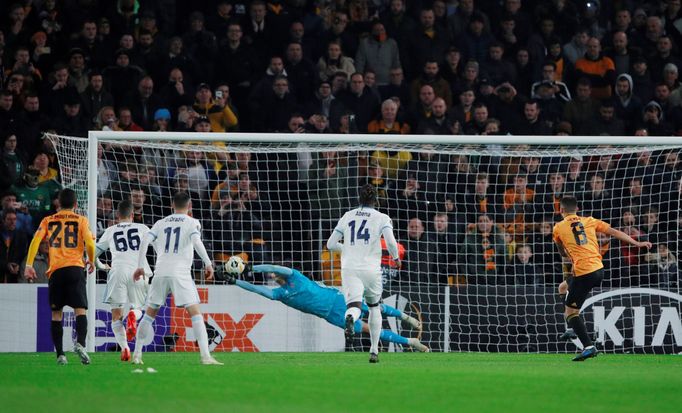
[
  {"x1": 97, "y1": 222, "x2": 151, "y2": 272},
  {"x1": 333, "y1": 207, "x2": 393, "y2": 273},
  {"x1": 36, "y1": 210, "x2": 94, "y2": 276},
  {"x1": 148, "y1": 214, "x2": 203, "y2": 278},
  {"x1": 552, "y1": 214, "x2": 610, "y2": 277}
]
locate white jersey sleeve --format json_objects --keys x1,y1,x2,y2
[
  {"x1": 100, "y1": 223, "x2": 151, "y2": 273},
  {"x1": 149, "y1": 214, "x2": 203, "y2": 278},
  {"x1": 334, "y1": 207, "x2": 393, "y2": 272}
]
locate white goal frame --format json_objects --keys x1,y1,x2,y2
[{"x1": 84, "y1": 131, "x2": 682, "y2": 351}]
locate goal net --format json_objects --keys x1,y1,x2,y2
[{"x1": 44, "y1": 132, "x2": 682, "y2": 354}]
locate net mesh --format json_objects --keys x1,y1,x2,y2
[{"x1": 47, "y1": 133, "x2": 682, "y2": 354}]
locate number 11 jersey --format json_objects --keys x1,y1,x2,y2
[
  {"x1": 552, "y1": 214, "x2": 610, "y2": 276},
  {"x1": 148, "y1": 214, "x2": 203, "y2": 278},
  {"x1": 333, "y1": 207, "x2": 393, "y2": 273}
]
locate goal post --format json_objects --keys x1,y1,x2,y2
[{"x1": 42, "y1": 131, "x2": 682, "y2": 353}]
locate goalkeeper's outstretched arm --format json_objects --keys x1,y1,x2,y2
[
  {"x1": 235, "y1": 279, "x2": 278, "y2": 300},
  {"x1": 253, "y1": 264, "x2": 293, "y2": 279}
]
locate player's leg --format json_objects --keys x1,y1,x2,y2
[
  {"x1": 105, "y1": 270, "x2": 132, "y2": 357},
  {"x1": 133, "y1": 276, "x2": 167, "y2": 364},
  {"x1": 341, "y1": 273, "x2": 364, "y2": 340},
  {"x1": 359, "y1": 322, "x2": 429, "y2": 352},
  {"x1": 363, "y1": 271, "x2": 383, "y2": 363},
  {"x1": 566, "y1": 271, "x2": 602, "y2": 361},
  {"x1": 380, "y1": 303, "x2": 421, "y2": 329},
  {"x1": 110, "y1": 307, "x2": 131, "y2": 361},
  {"x1": 126, "y1": 275, "x2": 148, "y2": 341},
  {"x1": 175, "y1": 277, "x2": 222, "y2": 365},
  {"x1": 558, "y1": 279, "x2": 577, "y2": 340},
  {"x1": 67, "y1": 267, "x2": 90, "y2": 365},
  {"x1": 48, "y1": 272, "x2": 66, "y2": 363}
]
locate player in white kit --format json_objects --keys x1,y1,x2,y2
[
  {"x1": 132, "y1": 192, "x2": 222, "y2": 365},
  {"x1": 96, "y1": 200, "x2": 152, "y2": 362},
  {"x1": 327, "y1": 184, "x2": 401, "y2": 363}
]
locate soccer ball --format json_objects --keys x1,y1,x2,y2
[{"x1": 225, "y1": 256, "x2": 246, "y2": 275}]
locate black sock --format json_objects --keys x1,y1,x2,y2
[
  {"x1": 567, "y1": 314, "x2": 593, "y2": 348},
  {"x1": 51, "y1": 321, "x2": 64, "y2": 356},
  {"x1": 75, "y1": 315, "x2": 87, "y2": 347}
]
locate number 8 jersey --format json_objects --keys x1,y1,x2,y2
[
  {"x1": 147, "y1": 214, "x2": 203, "y2": 278},
  {"x1": 552, "y1": 214, "x2": 610, "y2": 276},
  {"x1": 333, "y1": 207, "x2": 394, "y2": 273},
  {"x1": 97, "y1": 222, "x2": 151, "y2": 274}
]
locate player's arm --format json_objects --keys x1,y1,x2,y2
[
  {"x1": 134, "y1": 231, "x2": 155, "y2": 280},
  {"x1": 84, "y1": 226, "x2": 96, "y2": 273},
  {"x1": 381, "y1": 221, "x2": 401, "y2": 269},
  {"x1": 190, "y1": 229, "x2": 214, "y2": 281},
  {"x1": 24, "y1": 224, "x2": 47, "y2": 281},
  {"x1": 94, "y1": 240, "x2": 111, "y2": 271},
  {"x1": 253, "y1": 264, "x2": 293, "y2": 279},
  {"x1": 234, "y1": 279, "x2": 279, "y2": 300},
  {"x1": 326, "y1": 227, "x2": 344, "y2": 252},
  {"x1": 605, "y1": 227, "x2": 652, "y2": 249}
]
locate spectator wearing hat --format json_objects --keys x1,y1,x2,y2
[
  {"x1": 663, "y1": 64, "x2": 682, "y2": 106},
  {"x1": 192, "y1": 83, "x2": 238, "y2": 132},
  {"x1": 66, "y1": 48, "x2": 89, "y2": 93},
  {"x1": 639, "y1": 101, "x2": 674, "y2": 136},
  {"x1": 52, "y1": 89, "x2": 90, "y2": 137},
  {"x1": 193, "y1": 115, "x2": 212, "y2": 133},
  {"x1": 488, "y1": 82, "x2": 524, "y2": 134},
  {"x1": 630, "y1": 55, "x2": 655, "y2": 104},
  {"x1": 102, "y1": 48, "x2": 144, "y2": 106},
  {"x1": 153, "y1": 108, "x2": 172, "y2": 131},
  {"x1": 533, "y1": 80, "x2": 564, "y2": 126},
  {"x1": 457, "y1": 12, "x2": 494, "y2": 64},
  {"x1": 182, "y1": 11, "x2": 218, "y2": 83}
]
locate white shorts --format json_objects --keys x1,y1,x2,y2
[
  {"x1": 342, "y1": 268, "x2": 382, "y2": 305},
  {"x1": 103, "y1": 268, "x2": 148, "y2": 309},
  {"x1": 146, "y1": 276, "x2": 200, "y2": 308}
]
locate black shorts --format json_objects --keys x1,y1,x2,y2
[
  {"x1": 48, "y1": 266, "x2": 88, "y2": 310},
  {"x1": 565, "y1": 269, "x2": 604, "y2": 310}
]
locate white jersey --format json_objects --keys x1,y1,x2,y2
[
  {"x1": 148, "y1": 214, "x2": 203, "y2": 278},
  {"x1": 333, "y1": 207, "x2": 393, "y2": 272},
  {"x1": 97, "y1": 222, "x2": 152, "y2": 274}
]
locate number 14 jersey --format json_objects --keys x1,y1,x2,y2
[
  {"x1": 148, "y1": 214, "x2": 203, "y2": 278},
  {"x1": 333, "y1": 207, "x2": 393, "y2": 273},
  {"x1": 552, "y1": 214, "x2": 610, "y2": 277}
]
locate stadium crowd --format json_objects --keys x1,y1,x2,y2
[{"x1": 0, "y1": 0, "x2": 680, "y2": 288}]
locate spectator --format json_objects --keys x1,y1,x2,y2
[
  {"x1": 355, "y1": 21, "x2": 400, "y2": 86},
  {"x1": 586, "y1": 100, "x2": 625, "y2": 136},
  {"x1": 317, "y1": 41, "x2": 356, "y2": 83},
  {"x1": 181, "y1": 11, "x2": 218, "y2": 83},
  {"x1": 192, "y1": 83, "x2": 238, "y2": 132},
  {"x1": 513, "y1": 99, "x2": 551, "y2": 135},
  {"x1": 563, "y1": 78, "x2": 599, "y2": 133},
  {"x1": 460, "y1": 213, "x2": 505, "y2": 285},
  {"x1": 127, "y1": 76, "x2": 164, "y2": 131},
  {"x1": 258, "y1": 76, "x2": 300, "y2": 132},
  {"x1": 368, "y1": 99, "x2": 410, "y2": 135},
  {"x1": 447, "y1": 0, "x2": 490, "y2": 41},
  {"x1": 645, "y1": 242, "x2": 679, "y2": 287},
  {"x1": 428, "y1": 211, "x2": 458, "y2": 283},
  {"x1": 158, "y1": 68, "x2": 195, "y2": 115},
  {"x1": 156, "y1": 37, "x2": 201, "y2": 88},
  {"x1": 507, "y1": 244, "x2": 541, "y2": 285},
  {"x1": 639, "y1": 101, "x2": 673, "y2": 136},
  {"x1": 408, "y1": 84, "x2": 437, "y2": 129},
  {"x1": 574, "y1": 37, "x2": 616, "y2": 100},
  {"x1": 612, "y1": 73, "x2": 643, "y2": 134},
  {"x1": 53, "y1": 91, "x2": 90, "y2": 137},
  {"x1": 102, "y1": 49, "x2": 144, "y2": 106},
  {"x1": 463, "y1": 172, "x2": 501, "y2": 224},
  {"x1": 458, "y1": 12, "x2": 494, "y2": 64},
  {"x1": 117, "y1": 107, "x2": 143, "y2": 132},
  {"x1": 482, "y1": 42, "x2": 516, "y2": 87},
  {"x1": 489, "y1": 82, "x2": 524, "y2": 134},
  {"x1": 80, "y1": 71, "x2": 114, "y2": 126},
  {"x1": 410, "y1": 60, "x2": 452, "y2": 107},
  {"x1": 563, "y1": 26, "x2": 589, "y2": 65},
  {"x1": 604, "y1": 31, "x2": 640, "y2": 77},
  {"x1": 284, "y1": 42, "x2": 315, "y2": 105},
  {"x1": 1, "y1": 134, "x2": 26, "y2": 187},
  {"x1": 32, "y1": 152, "x2": 58, "y2": 184},
  {"x1": 464, "y1": 102, "x2": 491, "y2": 134},
  {"x1": 532, "y1": 218, "x2": 563, "y2": 283},
  {"x1": 649, "y1": 35, "x2": 682, "y2": 84},
  {"x1": 580, "y1": 174, "x2": 612, "y2": 221},
  {"x1": 19, "y1": 239, "x2": 49, "y2": 284},
  {"x1": 330, "y1": 72, "x2": 380, "y2": 133},
  {"x1": 304, "y1": 81, "x2": 334, "y2": 119},
  {"x1": 513, "y1": 48, "x2": 533, "y2": 97},
  {"x1": 152, "y1": 108, "x2": 172, "y2": 132},
  {"x1": 11, "y1": 168, "x2": 54, "y2": 226},
  {"x1": 380, "y1": 0, "x2": 417, "y2": 55},
  {"x1": 403, "y1": 217, "x2": 436, "y2": 284},
  {"x1": 69, "y1": 19, "x2": 108, "y2": 70},
  {"x1": 449, "y1": 86, "x2": 476, "y2": 128},
  {"x1": 406, "y1": 9, "x2": 449, "y2": 79},
  {"x1": 534, "y1": 81, "x2": 565, "y2": 126},
  {"x1": 417, "y1": 97, "x2": 454, "y2": 135},
  {"x1": 393, "y1": 174, "x2": 432, "y2": 233},
  {"x1": 503, "y1": 174, "x2": 535, "y2": 235},
  {"x1": 531, "y1": 61, "x2": 571, "y2": 103},
  {"x1": 0, "y1": 209, "x2": 29, "y2": 283},
  {"x1": 320, "y1": 11, "x2": 359, "y2": 61}
]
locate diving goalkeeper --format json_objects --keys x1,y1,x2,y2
[{"x1": 220, "y1": 263, "x2": 429, "y2": 352}]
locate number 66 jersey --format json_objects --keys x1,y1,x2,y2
[{"x1": 97, "y1": 222, "x2": 152, "y2": 275}]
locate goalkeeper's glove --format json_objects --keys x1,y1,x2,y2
[{"x1": 215, "y1": 267, "x2": 237, "y2": 284}]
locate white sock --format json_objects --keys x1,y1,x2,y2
[
  {"x1": 368, "y1": 306, "x2": 382, "y2": 355},
  {"x1": 111, "y1": 319, "x2": 129, "y2": 350},
  {"x1": 133, "y1": 309, "x2": 143, "y2": 321},
  {"x1": 345, "y1": 307, "x2": 362, "y2": 322},
  {"x1": 191, "y1": 315, "x2": 211, "y2": 359},
  {"x1": 134, "y1": 314, "x2": 155, "y2": 354}
]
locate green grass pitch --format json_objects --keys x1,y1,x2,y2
[{"x1": 1, "y1": 352, "x2": 681, "y2": 413}]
